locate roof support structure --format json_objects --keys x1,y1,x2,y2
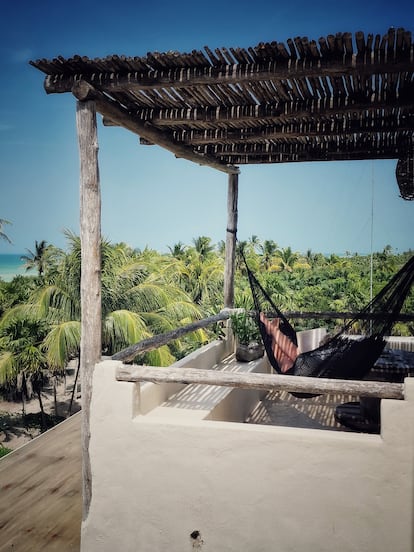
[
  {"x1": 76, "y1": 99, "x2": 102, "y2": 520},
  {"x1": 71, "y1": 81, "x2": 239, "y2": 175}
]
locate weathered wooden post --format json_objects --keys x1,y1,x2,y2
[
  {"x1": 224, "y1": 172, "x2": 238, "y2": 308},
  {"x1": 75, "y1": 95, "x2": 102, "y2": 520}
]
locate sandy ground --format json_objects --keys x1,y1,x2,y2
[{"x1": 0, "y1": 360, "x2": 81, "y2": 452}]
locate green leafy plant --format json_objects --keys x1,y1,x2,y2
[
  {"x1": 0, "y1": 443, "x2": 12, "y2": 458},
  {"x1": 230, "y1": 311, "x2": 260, "y2": 345}
]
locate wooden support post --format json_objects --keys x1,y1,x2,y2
[
  {"x1": 76, "y1": 100, "x2": 102, "y2": 520},
  {"x1": 224, "y1": 173, "x2": 238, "y2": 308}
]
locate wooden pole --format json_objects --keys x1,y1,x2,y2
[
  {"x1": 116, "y1": 365, "x2": 404, "y2": 400},
  {"x1": 224, "y1": 173, "x2": 238, "y2": 308},
  {"x1": 76, "y1": 99, "x2": 102, "y2": 520}
]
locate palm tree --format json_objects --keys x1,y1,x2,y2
[
  {"x1": 36, "y1": 233, "x2": 206, "y2": 365},
  {"x1": 0, "y1": 233, "x2": 219, "y2": 414},
  {"x1": 216, "y1": 240, "x2": 226, "y2": 256},
  {"x1": 21, "y1": 240, "x2": 49, "y2": 278},
  {"x1": 0, "y1": 219, "x2": 11, "y2": 244},
  {"x1": 167, "y1": 242, "x2": 187, "y2": 260},
  {"x1": 374, "y1": 245, "x2": 398, "y2": 279},
  {"x1": 168, "y1": 247, "x2": 224, "y2": 309},
  {"x1": 235, "y1": 240, "x2": 248, "y2": 272},
  {"x1": 234, "y1": 240, "x2": 260, "y2": 277},
  {"x1": 192, "y1": 236, "x2": 215, "y2": 261},
  {"x1": 248, "y1": 235, "x2": 261, "y2": 254},
  {"x1": 259, "y1": 240, "x2": 278, "y2": 270},
  {"x1": 274, "y1": 246, "x2": 308, "y2": 272},
  {"x1": 305, "y1": 249, "x2": 318, "y2": 268},
  {"x1": 0, "y1": 311, "x2": 49, "y2": 428},
  {"x1": 42, "y1": 319, "x2": 81, "y2": 416}
]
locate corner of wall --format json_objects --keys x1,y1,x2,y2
[
  {"x1": 92, "y1": 360, "x2": 138, "y2": 420},
  {"x1": 380, "y1": 378, "x2": 414, "y2": 446},
  {"x1": 403, "y1": 377, "x2": 414, "y2": 401}
]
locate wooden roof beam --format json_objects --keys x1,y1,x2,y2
[
  {"x1": 137, "y1": 100, "x2": 414, "y2": 127},
  {"x1": 220, "y1": 150, "x2": 406, "y2": 161},
  {"x1": 71, "y1": 80, "x2": 239, "y2": 175},
  {"x1": 43, "y1": 58, "x2": 414, "y2": 94},
  {"x1": 184, "y1": 125, "x2": 414, "y2": 145}
]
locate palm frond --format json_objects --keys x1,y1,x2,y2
[
  {"x1": 143, "y1": 346, "x2": 175, "y2": 367},
  {"x1": 32, "y1": 285, "x2": 78, "y2": 321},
  {"x1": 19, "y1": 345, "x2": 47, "y2": 373},
  {"x1": 0, "y1": 351, "x2": 16, "y2": 385},
  {"x1": 104, "y1": 310, "x2": 151, "y2": 353},
  {"x1": 43, "y1": 321, "x2": 81, "y2": 370},
  {"x1": 0, "y1": 304, "x2": 37, "y2": 329}
]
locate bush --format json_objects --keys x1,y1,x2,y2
[{"x1": 0, "y1": 443, "x2": 12, "y2": 458}]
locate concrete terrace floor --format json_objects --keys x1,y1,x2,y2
[
  {"x1": 247, "y1": 389, "x2": 357, "y2": 430},
  {"x1": 0, "y1": 412, "x2": 81, "y2": 552}
]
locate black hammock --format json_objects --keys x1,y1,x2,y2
[{"x1": 245, "y1": 255, "x2": 414, "y2": 381}]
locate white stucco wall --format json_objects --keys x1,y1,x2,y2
[{"x1": 82, "y1": 342, "x2": 414, "y2": 552}]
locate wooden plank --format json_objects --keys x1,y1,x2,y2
[
  {"x1": 0, "y1": 414, "x2": 81, "y2": 552},
  {"x1": 115, "y1": 365, "x2": 404, "y2": 399}
]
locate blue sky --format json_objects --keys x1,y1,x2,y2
[{"x1": 1, "y1": 0, "x2": 413, "y2": 256}]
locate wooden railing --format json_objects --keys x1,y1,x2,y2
[
  {"x1": 112, "y1": 310, "x2": 232, "y2": 363},
  {"x1": 116, "y1": 365, "x2": 404, "y2": 400},
  {"x1": 112, "y1": 308, "x2": 410, "y2": 400},
  {"x1": 112, "y1": 308, "x2": 414, "y2": 363}
]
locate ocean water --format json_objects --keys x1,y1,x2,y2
[{"x1": 0, "y1": 254, "x2": 27, "y2": 281}]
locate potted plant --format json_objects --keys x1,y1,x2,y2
[{"x1": 230, "y1": 311, "x2": 264, "y2": 362}]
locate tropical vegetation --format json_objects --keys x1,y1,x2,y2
[{"x1": 0, "y1": 231, "x2": 413, "y2": 435}]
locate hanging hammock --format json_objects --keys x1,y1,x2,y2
[{"x1": 245, "y1": 255, "x2": 414, "y2": 381}]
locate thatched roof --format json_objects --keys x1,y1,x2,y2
[{"x1": 30, "y1": 27, "x2": 414, "y2": 199}]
